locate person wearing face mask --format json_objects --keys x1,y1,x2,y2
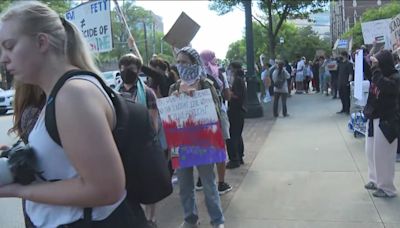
[
  {"x1": 169, "y1": 47, "x2": 225, "y2": 228},
  {"x1": 364, "y1": 50, "x2": 400, "y2": 198},
  {"x1": 118, "y1": 54, "x2": 161, "y2": 227},
  {"x1": 272, "y1": 60, "x2": 291, "y2": 117},
  {"x1": 198, "y1": 50, "x2": 232, "y2": 195}
]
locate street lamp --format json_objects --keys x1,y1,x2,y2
[{"x1": 243, "y1": 0, "x2": 263, "y2": 118}]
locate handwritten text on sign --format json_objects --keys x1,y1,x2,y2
[
  {"x1": 65, "y1": 0, "x2": 112, "y2": 53},
  {"x1": 157, "y1": 89, "x2": 226, "y2": 168}
]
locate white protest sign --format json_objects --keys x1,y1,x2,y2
[
  {"x1": 157, "y1": 89, "x2": 217, "y2": 127},
  {"x1": 390, "y1": 14, "x2": 400, "y2": 51},
  {"x1": 354, "y1": 49, "x2": 363, "y2": 101},
  {"x1": 65, "y1": 0, "x2": 112, "y2": 53},
  {"x1": 361, "y1": 19, "x2": 391, "y2": 45}
]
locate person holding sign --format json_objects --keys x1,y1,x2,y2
[
  {"x1": 169, "y1": 47, "x2": 225, "y2": 228},
  {"x1": 0, "y1": 1, "x2": 145, "y2": 227},
  {"x1": 364, "y1": 50, "x2": 400, "y2": 198}
]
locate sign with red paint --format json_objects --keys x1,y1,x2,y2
[{"x1": 156, "y1": 89, "x2": 226, "y2": 168}]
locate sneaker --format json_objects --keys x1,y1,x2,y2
[
  {"x1": 218, "y1": 182, "x2": 232, "y2": 195},
  {"x1": 396, "y1": 153, "x2": 400, "y2": 162},
  {"x1": 147, "y1": 220, "x2": 158, "y2": 228},
  {"x1": 364, "y1": 181, "x2": 377, "y2": 190},
  {"x1": 283, "y1": 113, "x2": 290, "y2": 117},
  {"x1": 195, "y1": 178, "x2": 203, "y2": 191},
  {"x1": 372, "y1": 189, "x2": 396, "y2": 198},
  {"x1": 226, "y1": 161, "x2": 240, "y2": 169},
  {"x1": 213, "y1": 224, "x2": 225, "y2": 228},
  {"x1": 179, "y1": 221, "x2": 199, "y2": 228}
]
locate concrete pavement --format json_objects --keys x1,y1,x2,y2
[{"x1": 222, "y1": 93, "x2": 400, "y2": 228}]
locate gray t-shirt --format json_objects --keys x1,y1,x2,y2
[{"x1": 272, "y1": 69, "x2": 291, "y2": 93}]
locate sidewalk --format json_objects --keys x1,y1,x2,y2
[
  {"x1": 223, "y1": 93, "x2": 400, "y2": 228},
  {"x1": 158, "y1": 92, "x2": 400, "y2": 228}
]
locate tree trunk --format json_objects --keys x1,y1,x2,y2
[{"x1": 266, "y1": 0, "x2": 275, "y2": 59}]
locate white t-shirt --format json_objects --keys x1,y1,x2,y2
[{"x1": 26, "y1": 76, "x2": 125, "y2": 228}]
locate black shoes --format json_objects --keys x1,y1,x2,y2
[{"x1": 226, "y1": 161, "x2": 240, "y2": 169}]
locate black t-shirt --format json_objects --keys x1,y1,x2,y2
[
  {"x1": 338, "y1": 61, "x2": 353, "y2": 87},
  {"x1": 229, "y1": 76, "x2": 247, "y2": 112}
]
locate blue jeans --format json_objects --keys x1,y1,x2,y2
[{"x1": 177, "y1": 164, "x2": 224, "y2": 226}]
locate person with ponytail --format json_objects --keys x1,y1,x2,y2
[{"x1": 0, "y1": 1, "x2": 148, "y2": 227}]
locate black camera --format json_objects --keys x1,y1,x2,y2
[{"x1": 0, "y1": 141, "x2": 38, "y2": 186}]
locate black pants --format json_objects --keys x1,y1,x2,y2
[
  {"x1": 303, "y1": 77, "x2": 311, "y2": 93},
  {"x1": 339, "y1": 85, "x2": 350, "y2": 113},
  {"x1": 273, "y1": 92, "x2": 288, "y2": 116},
  {"x1": 227, "y1": 109, "x2": 244, "y2": 164},
  {"x1": 57, "y1": 200, "x2": 149, "y2": 228},
  {"x1": 330, "y1": 71, "x2": 338, "y2": 97}
]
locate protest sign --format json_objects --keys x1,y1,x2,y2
[
  {"x1": 354, "y1": 49, "x2": 363, "y2": 101},
  {"x1": 65, "y1": 0, "x2": 112, "y2": 53},
  {"x1": 156, "y1": 89, "x2": 226, "y2": 169},
  {"x1": 390, "y1": 13, "x2": 400, "y2": 51},
  {"x1": 163, "y1": 12, "x2": 200, "y2": 49},
  {"x1": 361, "y1": 19, "x2": 391, "y2": 46}
]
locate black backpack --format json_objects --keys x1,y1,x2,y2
[{"x1": 44, "y1": 70, "x2": 173, "y2": 205}]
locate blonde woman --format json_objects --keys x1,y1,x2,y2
[{"x1": 0, "y1": 1, "x2": 146, "y2": 227}]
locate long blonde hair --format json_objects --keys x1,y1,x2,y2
[
  {"x1": 0, "y1": 1, "x2": 101, "y2": 75},
  {"x1": 8, "y1": 81, "x2": 45, "y2": 141}
]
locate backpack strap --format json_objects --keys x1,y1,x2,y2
[
  {"x1": 45, "y1": 70, "x2": 113, "y2": 225},
  {"x1": 45, "y1": 70, "x2": 112, "y2": 147}
]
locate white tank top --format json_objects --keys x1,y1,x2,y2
[{"x1": 26, "y1": 76, "x2": 125, "y2": 228}]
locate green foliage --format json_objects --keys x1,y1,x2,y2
[
  {"x1": 226, "y1": 22, "x2": 330, "y2": 65},
  {"x1": 341, "y1": 1, "x2": 400, "y2": 49},
  {"x1": 0, "y1": 0, "x2": 72, "y2": 15}
]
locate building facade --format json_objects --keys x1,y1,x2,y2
[{"x1": 330, "y1": 0, "x2": 391, "y2": 46}]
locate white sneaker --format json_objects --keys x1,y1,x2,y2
[
  {"x1": 213, "y1": 224, "x2": 225, "y2": 228},
  {"x1": 179, "y1": 221, "x2": 199, "y2": 228}
]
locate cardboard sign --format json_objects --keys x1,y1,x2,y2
[
  {"x1": 156, "y1": 89, "x2": 226, "y2": 169},
  {"x1": 361, "y1": 19, "x2": 391, "y2": 45},
  {"x1": 390, "y1": 14, "x2": 400, "y2": 51},
  {"x1": 65, "y1": 0, "x2": 112, "y2": 53},
  {"x1": 163, "y1": 12, "x2": 200, "y2": 49},
  {"x1": 354, "y1": 49, "x2": 363, "y2": 101}
]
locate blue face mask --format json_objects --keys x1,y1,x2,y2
[{"x1": 176, "y1": 63, "x2": 200, "y2": 85}]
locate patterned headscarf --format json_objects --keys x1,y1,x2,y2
[
  {"x1": 177, "y1": 47, "x2": 206, "y2": 85},
  {"x1": 200, "y1": 50, "x2": 223, "y2": 89}
]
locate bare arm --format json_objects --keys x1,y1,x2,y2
[{"x1": 0, "y1": 80, "x2": 125, "y2": 207}]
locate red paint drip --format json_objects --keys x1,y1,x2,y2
[{"x1": 162, "y1": 115, "x2": 225, "y2": 149}]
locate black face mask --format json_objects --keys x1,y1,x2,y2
[{"x1": 121, "y1": 69, "x2": 138, "y2": 84}]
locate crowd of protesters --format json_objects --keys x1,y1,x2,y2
[{"x1": 1, "y1": 1, "x2": 400, "y2": 228}]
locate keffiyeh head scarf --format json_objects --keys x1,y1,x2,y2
[
  {"x1": 200, "y1": 50, "x2": 223, "y2": 88},
  {"x1": 177, "y1": 46, "x2": 206, "y2": 85}
]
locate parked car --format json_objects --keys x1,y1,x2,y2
[
  {"x1": 101, "y1": 71, "x2": 120, "y2": 89},
  {"x1": 0, "y1": 89, "x2": 14, "y2": 115}
]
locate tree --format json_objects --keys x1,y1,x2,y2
[
  {"x1": 342, "y1": 1, "x2": 400, "y2": 50},
  {"x1": 226, "y1": 22, "x2": 330, "y2": 65},
  {"x1": 209, "y1": 0, "x2": 328, "y2": 59},
  {"x1": 0, "y1": 0, "x2": 72, "y2": 15}
]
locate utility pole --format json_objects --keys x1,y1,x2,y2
[{"x1": 244, "y1": 0, "x2": 263, "y2": 118}]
